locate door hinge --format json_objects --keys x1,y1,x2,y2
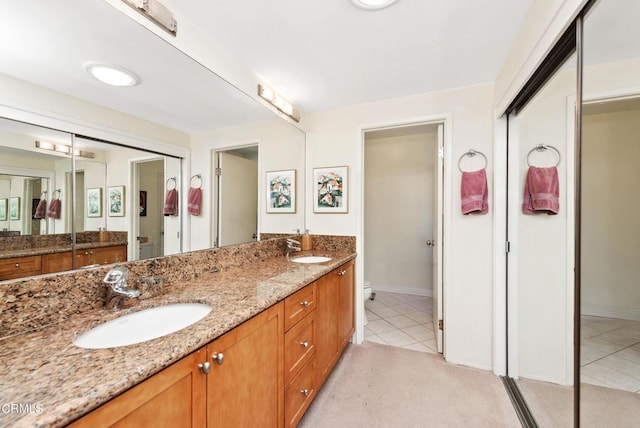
[
  {"x1": 505, "y1": 240, "x2": 511, "y2": 253},
  {"x1": 438, "y1": 319, "x2": 443, "y2": 330},
  {"x1": 215, "y1": 167, "x2": 222, "y2": 176},
  {"x1": 438, "y1": 147, "x2": 445, "y2": 159}
]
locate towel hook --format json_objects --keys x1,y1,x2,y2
[
  {"x1": 166, "y1": 177, "x2": 177, "y2": 190},
  {"x1": 52, "y1": 189, "x2": 62, "y2": 199},
  {"x1": 458, "y1": 149, "x2": 488, "y2": 173},
  {"x1": 526, "y1": 144, "x2": 561, "y2": 167},
  {"x1": 40, "y1": 190, "x2": 48, "y2": 197},
  {"x1": 190, "y1": 174, "x2": 202, "y2": 189}
]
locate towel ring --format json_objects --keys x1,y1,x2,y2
[
  {"x1": 190, "y1": 174, "x2": 202, "y2": 189},
  {"x1": 458, "y1": 149, "x2": 488, "y2": 173},
  {"x1": 166, "y1": 177, "x2": 177, "y2": 190},
  {"x1": 526, "y1": 144, "x2": 561, "y2": 167},
  {"x1": 52, "y1": 189, "x2": 62, "y2": 199}
]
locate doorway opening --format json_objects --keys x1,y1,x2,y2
[
  {"x1": 212, "y1": 145, "x2": 259, "y2": 247},
  {"x1": 133, "y1": 159, "x2": 165, "y2": 260},
  {"x1": 362, "y1": 122, "x2": 444, "y2": 355}
]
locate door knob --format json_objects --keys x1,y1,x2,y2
[{"x1": 426, "y1": 240, "x2": 435, "y2": 246}]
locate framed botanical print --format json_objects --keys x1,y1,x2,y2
[
  {"x1": 87, "y1": 188, "x2": 102, "y2": 218},
  {"x1": 266, "y1": 169, "x2": 296, "y2": 213},
  {"x1": 313, "y1": 166, "x2": 348, "y2": 213},
  {"x1": 108, "y1": 186, "x2": 125, "y2": 217}
]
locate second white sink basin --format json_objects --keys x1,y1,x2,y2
[
  {"x1": 74, "y1": 303, "x2": 212, "y2": 349},
  {"x1": 291, "y1": 255, "x2": 332, "y2": 264}
]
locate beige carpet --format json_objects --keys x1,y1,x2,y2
[
  {"x1": 299, "y1": 342, "x2": 520, "y2": 428},
  {"x1": 518, "y1": 378, "x2": 640, "y2": 428}
]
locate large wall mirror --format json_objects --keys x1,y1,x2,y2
[{"x1": 0, "y1": 0, "x2": 305, "y2": 281}]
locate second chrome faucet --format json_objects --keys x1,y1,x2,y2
[{"x1": 104, "y1": 267, "x2": 140, "y2": 310}]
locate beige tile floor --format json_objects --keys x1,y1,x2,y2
[
  {"x1": 581, "y1": 315, "x2": 640, "y2": 393},
  {"x1": 364, "y1": 291, "x2": 439, "y2": 353}
]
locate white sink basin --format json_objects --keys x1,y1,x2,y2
[
  {"x1": 74, "y1": 303, "x2": 212, "y2": 349},
  {"x1": 291, "y1": 255, "x2": 332, "y2": 264}
]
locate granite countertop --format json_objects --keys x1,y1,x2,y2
[
  {"x1": 0, "y1": 251, "x2": 355, "y2": 428},
  {"x1": 0, "y1": 242, "x2": 127, "y2": 260}
]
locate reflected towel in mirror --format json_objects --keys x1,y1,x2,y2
[
  {"x1": 46, "y1": 199, "x2": 61, "y2": 219},
  {"x1": 461, "y1": 168, "x2": 489, "y2": 215},
  {"x1": 34, "y1": 199, "x2": 47, "y2": 219},
  {"x1": 163, "y1": 189, "x2": 178, "y2": 216},
  {"x1": 187, "y1": 187, "x2": 201, "y2": 216},
  {"x1": 522, "y1": 166, "x2": 559, "y2": 215}
]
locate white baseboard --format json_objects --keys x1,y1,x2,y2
[
  {"x1": 582, "y1": 304, "x2": 640, "y2": 321},
  {"x1": 367, "y1": 282, "x2": 432, "y2": 298}
]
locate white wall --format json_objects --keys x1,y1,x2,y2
[
  {"x1": 582, "y1": 109, "x2": 640, "y2": 320},
  {"x1": 189, "y1": 118, "x2": 305, "y2": 250},
  {"x1": 305, "y1": 84, "x2": 495, "y2": 369},
  {"x1": 364, "y1": 130, "x2": 436, "y2": 296}
]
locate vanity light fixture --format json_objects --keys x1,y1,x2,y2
[
  {"x1": 121, "y1": 0, "x2": 177, "y2": 35},
  {"x1": 258, "y1": 84, "x2": 301, "y2": 123},
  {"x1": 350, "y1": 0, "x2": 399, "y2": 10},
  {"x1": 84, "y1": 62, "x2": 140, "y2": 87},
  {"x1": 35, "y1": 141, "x2": 96, "y2": 159}
]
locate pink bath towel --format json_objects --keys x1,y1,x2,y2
[
  {"x1": 46, "y1": 199, "x2": 61, "y2": 219},
  {"x1": 461, "y1": 168, "x2": 488, "y2": 215},
  {"x1": 187, "y1": 187, "x2": 202, "y2": 216},
  {"x1": 34, "y1": 199, "x2": 47, "y2": 219},
  {"x1": 522, "y1": 166, "x2": 559, "y2": 215},
  {"x1": 163, "y1": 189, "x2": 179, "y2": 216}
]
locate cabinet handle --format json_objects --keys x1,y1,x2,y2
[
  {"x1": 300, "y1": 341, "x2": 309, "y2": 348},
  {"x1": 338, "y1": 270, "x2": 346, "y2": 276},
  {"x1": 198, "y1": 362, "x2": 211, "y2": 374},
  {"x1": 300, "y1": 389, "x2": 310, "y2": 397},
  {"x1": 212, "y1": 352, "x2": 224, "y2": 365},
  {"x1": 300, "y1": 300, "x2": 309, "y2": 308}
]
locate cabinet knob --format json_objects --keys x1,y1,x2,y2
[
  {"x1": 198, "y1": 362, "x2": 211, "y2": 374},
  {"x1": 300, "y1": 341, "x2": 309, "y2": 348},
  {"x1": 300, "y1": 389, "x2": 310, "y2": 397},
  {"x1": 300, "y1": 300, "x2": 309, "y2": 308},
  {"x1": 212, "y1": 352, "x2": 224, "y2": 365},
  {"x1": 338, "y1": 270, "x2": 346, "y2": 276},
  {"x1": 15, "y1": 263, "x2": 19, "y2": 268}
]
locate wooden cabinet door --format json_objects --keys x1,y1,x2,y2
[
  {"x1": 315, "y1": 272, "x2": 339, "y2": 385},
  {"x1": 42, "y1": 251, "x2": 72, "y2": 274},
  {"x1": 207, "y1": 303, "x2": 284, "y2": 428},
  {"x1": 0, "y1": 255, "x2": 42, "y2": 280},
  {"x1": 93, "y1": 245, "x2": 127, "y2": 265},
  {"x1": 69, "y1": 347, "x2": 207, "y2": 428},
  {"x1": 337, "y1": 260, "x2": 355, "y2": 350}
]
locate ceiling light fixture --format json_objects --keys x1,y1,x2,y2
[
  {"x1": 258, "y1": 84, "x2": 300, "y2": 123},
  {"x1": 84, "y1": 62, "x2": 140, "y2": 87},
  {"x1": 35, "y1": 141, "x2": 95, "y2": 159},
  {"x1": 350, "y1": 0, "x2": 399, "y2": 10},
  {"x1": 122, "y1": 0, "x2": 178, "y2": 36}
]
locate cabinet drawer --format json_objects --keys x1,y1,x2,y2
[
  {"x1": 284, "y1": 282, "x2": 316, "y2": 331},
  {"x1": 0, "y1": 255, "x2": 42, "y2": 280},
  {"x1": 284, "y1": 312, "x2": 316, "y2": 385},
  {"x1": 41, "y1": 251, "x2": 73, "y2": 274},
  {"x1": 285, "y1": 354, "x2": 316, "y2": 428}
]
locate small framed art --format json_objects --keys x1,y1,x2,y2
[
  {"x1": 9, "y1": 197, "x2": 20, "y2": 220},
  {"x1": 266, "y1": 169, "x2": 296, "y2": 213},
  {"x1": 87, "y1": 188, "x2": 103, "y2": 218},
  {"x1": 108, "y1": 186, "x2": 125, "y2": 217},
  {"x1": 313, "y1": 166, "x2": 348, "y2": 213}
]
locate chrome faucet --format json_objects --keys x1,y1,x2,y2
[
  {"x1": 285, "y1": 238, "x2": 302, "y2": 259},
  {"x1": 104, "y1": 267, "x2": 140, "y2": 310}
]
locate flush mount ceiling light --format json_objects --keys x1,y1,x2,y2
[
  {"x1": 350, "y1": 0, "x2": 399, "y2": 10},
  {"x1": 84, "y1": 62, "x2": 140, "y2": 87}
]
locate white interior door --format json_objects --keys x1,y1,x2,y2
[
  {"x1": 218, "y1": 151, "x2": 258, "y2": 246},
  {"x1": 433, "y1": 123, "x2": 444, "y2": 353}
]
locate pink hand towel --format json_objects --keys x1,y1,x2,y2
[
  {"x1": 187, "y1": 187, "x2": 202, "y2": 216},
  {"x1": 46, "y1": 199, "x2": 61, "y2": 219},
  {"x1": 163, "y1": 189, "x2": 179, "y2": 216},
  {"x1": 522, "y1": 166, "x2": 559, "y2": 215},
  {"x1": 34, "y1": 199, "x2": 47, "y2": 219},
  {"x1": 461, "y1": 168, "x2": 488, "y2": 215}
]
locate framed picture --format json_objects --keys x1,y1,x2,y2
[
  {"x1": 108, "y1": 186, "x2": 125, "y2": 217},
  {"x1": 9, "y1": 197, "x2": 21, "y2": 220},
  {"x1": 266, "y1": 169, "x2": 296, "y2": 213},
  {"x1": 313, "y1": 166, "x2": 348, "y2": 213},
  {"x1": 0, "y1": 198, "x2": 7, "y2": 221},
  {"x1": 87, "y1": 188, "x2": 102, "y2": 218},
  {"x1": 139, "y1": 190, "x2": 147, "y2": 217}
]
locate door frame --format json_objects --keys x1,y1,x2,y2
[
  {"x1": 210, "y1": 141, "x2": 261, "y2": 248},
  {"x1": 356, "y1": 113, "x2": 452, "y2": 358}
]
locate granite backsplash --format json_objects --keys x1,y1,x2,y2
[{"x1": 0, "y1": 235, "x2": 355, "y2": 339}]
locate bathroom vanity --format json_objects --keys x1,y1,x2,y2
[{"x1": 0, "y1": 236, "x2": 355, "y2": 428}]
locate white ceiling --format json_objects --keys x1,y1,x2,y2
[
  {"x1": 0, "y1": 0, "x2": 536, "y2": 132},
  {"x1": 171, "y1": 0, "x2": 535, "y2": 112}
]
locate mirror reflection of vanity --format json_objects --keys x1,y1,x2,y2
[{"x1": 0, "y1": 0, "x2": 305, "y2": 281}]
